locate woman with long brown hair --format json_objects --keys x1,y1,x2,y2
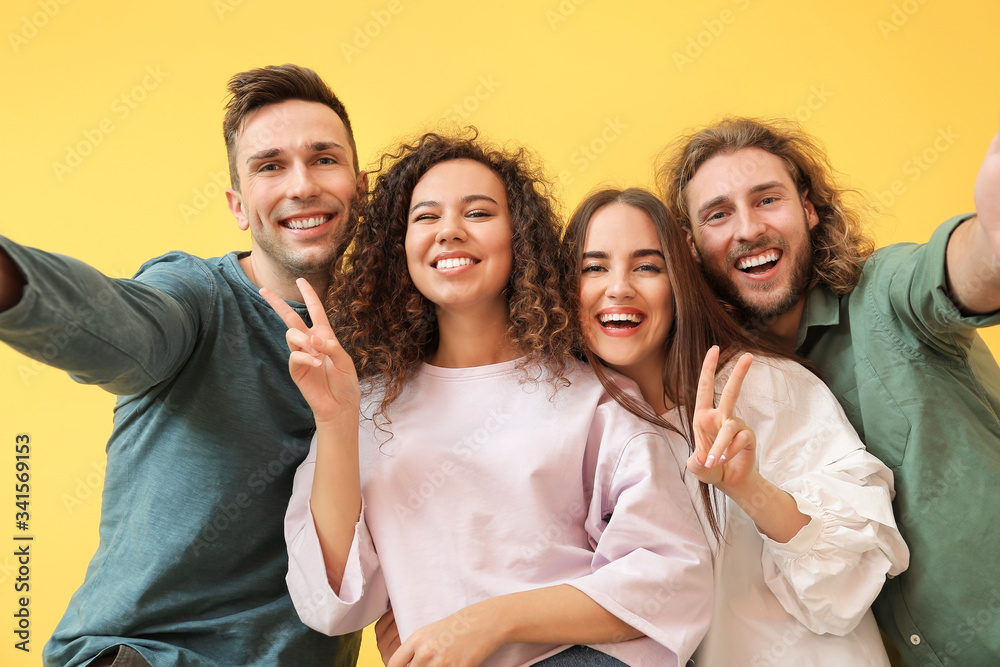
[
  {"x1": 564, "y1": 187, "x2": 908, "y2": 666},
  {"x1": 265, "y1": 136, "x2": 712, "y2": 667}
]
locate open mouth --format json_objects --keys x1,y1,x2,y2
[
  {"x1": 598, "y1": 313, "x2": 645, "y2": 330},
  {"x1": 433, "y1": 257, "x2": 479, "y2": 269},
  {"x1": 282, "y1": 215, "x2": 331, "y2": 230},
  {"x1": 736, "y1": 249, "x2": 780, "y2": 274}
]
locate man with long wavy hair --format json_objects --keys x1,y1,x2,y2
[
  {"x1": 659, "y1": 117, "x2": 1000, "y2": 666},
  {"x1": 0, "y1": 64, "x2": 365, "y2": 667}
]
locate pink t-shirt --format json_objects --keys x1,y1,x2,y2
[{"x1": 285, "y1": 359, "x2": 712, "y2": 666}]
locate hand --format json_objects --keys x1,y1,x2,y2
[
  {"x1": 376, "y1": 607, "x2": 401, "y2": 666},
  {"x1": 260, "y1": 278, "x2": 359, "y2": 424},
  {"x1": 387, "y1": 605, "x2": 502, "y2": 667},
  {"x1": 974, "y1": 124, "x2": 1000, "y2": 230},
  {"x1": 0, "y1": 247, "x2": 25, "y2": 312},
  {"x1": 687, "y1": 346, "x2": 757, "y2": 490}
]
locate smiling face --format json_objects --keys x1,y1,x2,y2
[
  {"x1": 225, "y1": 99, "x2": 365, "y2": 285},
  {"x1": 684, "y1": 147, "x2": 818, "y2": 321},
  {"x1": 404, "y1": 159, "x2": 513, "y2": 319},
  {"x1": 578, "y1": 202, "x2": 674, "y2": 379}
]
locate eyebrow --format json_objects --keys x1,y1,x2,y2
[
  {"x1": 695, "y1": 180, "x2": 789, "y2": 219},
  {"x1": 245, "y1": 141, "x2": 347, "y2": 165},
  {"x1": 582, "y1": 248, "x2": 665, "y2": 260},
  {"x1": 409, "y1": 194, "x2": 499, "y2": 214}
]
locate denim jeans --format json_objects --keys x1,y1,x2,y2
[{"x1": 533, "y1": 645, "x2": 628, "y2": 666}]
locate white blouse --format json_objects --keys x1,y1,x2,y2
[{"x1": 664, "y1": 356, "x2": 909, "y2": 666}]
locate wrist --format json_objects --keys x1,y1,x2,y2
[{"x1": 716, "y1": 467, "x2": 764, "y2": 502}]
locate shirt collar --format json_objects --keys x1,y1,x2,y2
[{"x1": 796, "y1": 285, "x2": 840, "y2": 350}]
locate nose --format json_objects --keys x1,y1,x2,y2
[
  {"x1": 286, "y1": 163, "x2": 322, "y2": 200},
  {"x1": 435, "y1": 212, "x2": 468, "y2": 244},
  {"x1": 604, "y1": 268, "x2": 636, "y2": 300},
  {"x1": 732, "y1": 205, "x2": 767, "y2": 243}
]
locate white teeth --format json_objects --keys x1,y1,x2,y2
[
  {"x1": 435, "y1": 257, "x2": 476, "y2": 269},
  {"x1": 284, "y1": 216, "x2": 329, "y2": 230},
  {"x1": 736, "y1": 251, "x2": 780, "y2": 270},
  {"x1": 599, "y1": 313, "x2": 643, "y2": 324}
]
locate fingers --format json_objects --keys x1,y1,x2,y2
[
  {"x1": 717, "y1": 352, "x2": 753, "y2": 417},
  {"x1": 704, "y1": 417, "x2": 754, "y2": 468},
  {"x1": 695, "y1": 345, "x2": 721, "y2": 414},
  {"x1": 295, "y1": 278, "x2": 334, "y2": 334},
  {"x1": 375, "y1": 608, "x2": 401, "y2": 666},
  {"x1": 386, "y1": 643, "x2": 414, "y2": 667},
  {"x1": 260, "y1": 286, "x2": 308, "y2": 332}
]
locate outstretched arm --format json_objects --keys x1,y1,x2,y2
[
  {"x1": 262, "y1": 278, "x2": 361, "y2": 593},
  {"x1": 687, "y1": 346, "x2": 810, "y2": 543},
  {"x1": 0, "y1": 247, "x2": 25, "y2": 312},
  {"x1": 945, "y1": 124, "x2": 1000, "y2": 314}
]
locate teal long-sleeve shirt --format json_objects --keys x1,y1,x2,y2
[{"x1": 0, "y1": 237, "x2": 360, "y2": 667}]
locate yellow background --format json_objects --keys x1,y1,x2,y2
[{"x1": 2, "y1": 1, "x2": 999, "y2": 665}]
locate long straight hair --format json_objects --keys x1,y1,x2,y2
[{"x1": 564, "y1": 188, "x2": 795, "y2": 536}]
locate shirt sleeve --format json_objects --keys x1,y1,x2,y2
[
  {"x1": 879, "y1": 214, "x2": 1000, "y2": 356},
  {"x1": 565, "y1": 394, "x2": 714, "y2": 665},
  {"x1": 284, "y1": 433, "x2": 389, "y2": 635},
  {"x1": 740, "y1": 358, "x2": 910, "y2": 635},
  {"x1": 0, "y1": 236, "x2": 205, "y2": 395}
]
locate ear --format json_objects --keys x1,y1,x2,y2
[
  {"x1": 801, "y1": 190, "x2": 820, "y2": 230},
  {"x1": 355, "y1": 170, "x2": 369, "y2": 198},
  {"x1": 685, "y1": 228, "x2": 702, "y2": 263},
  {"x1": 226, "y1": 187, "x2": 249, "y2": 232}
]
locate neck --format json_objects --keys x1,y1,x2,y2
[
  {"x1": 613, "y1": 353, "x2": 672, "y2": 415},
  {"x1": 429, "y1": 302, "x2": 520, "y2": 368},
  {"x1": 761, "y1": 297, "x2": 806, "y2": 353},
  {"x1": 239, "y1": 252, "x2": 330, "y2": 303}
]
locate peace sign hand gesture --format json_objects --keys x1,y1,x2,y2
[
  {"x1": 687, "y1": 345, "x2": 757, "y2": 491},
  {"x1": 260, "y1": 278, "x2": 360, "y2": 425}
]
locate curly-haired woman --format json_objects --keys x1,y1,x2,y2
[{"x1": 263, "y1": 133, "x2": 712, "y2": 667}]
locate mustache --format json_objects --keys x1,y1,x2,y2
[{"x1": 725, "y1": 237, "x2": 790, "y2": 266}]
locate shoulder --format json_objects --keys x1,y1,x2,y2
[
  {"x1": 133, "y1": 250, "x2": 226, "y2": 282},
  {"x1": 732, "y1": 355, "x2": 845, "y2": 422}
]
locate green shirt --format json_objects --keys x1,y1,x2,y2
[
  {"x1": 0, "y1": 239, "x2": 361, "y2": 666},
  {"x1": 797, "y1": 215, "x2": 1000, "y2": 666}
]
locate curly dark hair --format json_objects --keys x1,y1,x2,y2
[{"x1": 329, "y1": 130, "x2": 578, "y2": 424}]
